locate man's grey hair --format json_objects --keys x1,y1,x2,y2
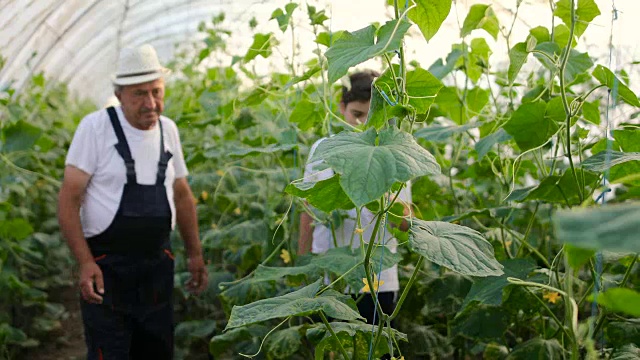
[{"x1": 113, "y1": 84, "x2": 123, "y2": 93}]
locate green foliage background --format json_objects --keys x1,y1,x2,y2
[{"x1": 1, "y1": 0, "x2": 640, "y2": 359}]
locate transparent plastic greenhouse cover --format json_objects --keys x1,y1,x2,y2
[{"x1": 0, "y1": 0, "x2": 263, "y2": 105}]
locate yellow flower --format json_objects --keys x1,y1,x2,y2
[
  {"x1": 201, "y1": 191, "x2": 209, "y2": 200},
  {"x1": 210, "y1": 223, "x2": 218, "y2": 230},
  {"x1": 233, "y1": 207, "x2": 241, "y2": 215},
  {"x1": 354, "y1": 228, "x2": 364, "y2": 234},
  {"x1": 361, "y1": 274, "x2": 384, "y2": 293},
  {"x1": 543, "y1": 291, "x2": 561, "y2": 304},
  {"x1": 216, "y1": 169, "x2": 225, "y2": 177},
  {"x1": 504, "y1": 240, "x2": 513, "y2": 248},
  {"x1": 280, "y1": 249, "x2": 291, "y2": 264}
]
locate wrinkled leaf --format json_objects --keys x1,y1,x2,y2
[
  {"x1": 310, "y1": 127, "x2": 440, "y2": 207},
  {"x1": 325, "y1": 20, "x2": 412, "y2": 83},
  {"x1": 506, "y1": 338, "x2": 564, "y2": 359},
  {"x1": 414, "y1": 122, "x2": 480, "y2": 143},
  {"x1": 225, "y1": 280, "x2": 362, "y2": 330},
  {"x1": 409, "y1": 219, "x2": 504, "y2": 276},
  {"x1": 582, "y1": 151, "x2": 640, "y2": 173}
]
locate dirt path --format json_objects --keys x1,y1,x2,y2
[{"x1": 27, "y1": 286, "x2": 86, "y2": 360}]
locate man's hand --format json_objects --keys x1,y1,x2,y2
[
  {"x1": 186, "y1": 255, "x2": 208, "y2": 294},
  {"x1": 79, "y1": 262, "x2": 104, "y2": 304}
]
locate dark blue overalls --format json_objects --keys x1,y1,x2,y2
[{"x1": 81, "y1": 107, "x2": 175, "y2": 360}]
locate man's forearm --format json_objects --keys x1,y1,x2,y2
[
  {"x1": 298, "y1": 212, "x2": 313, "y2": 255},
  {"x1": 58, "y1": 194, "x2": 94, "y2": 265},
  {"x1": 175, "y1": 194, "x2": 202, "y2": 257}
]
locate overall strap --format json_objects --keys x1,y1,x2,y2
[
  {"x1": 107, "y1": 107, "x2": 137, "y2": 184},
  {"x1": 156, "y1": 119, "x2": 173, "y2": 185}
]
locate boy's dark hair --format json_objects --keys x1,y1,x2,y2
[{"x1": 341, "y1": 70, "x2": 380, "y2": 105}]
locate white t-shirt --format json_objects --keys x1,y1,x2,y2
[
  {"x1": 65, "y1": 106, "x2": 189, "y2": 238},
  {"x1": 303, "y1": 138, "x2": 412, "y2": 293}
]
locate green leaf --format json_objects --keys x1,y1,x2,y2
[
  {"x1": 554, "y1": 0, "x2": 601, "y2": 38},
  {"x1": 286, "y1": 175, "x2": 354, "y2": 212},
  {"x1": 506, "y1": 338, "x2": 564, "y2": 359},
  {"x1": 407, "y1": 0, "x2": 452, "y2": 42},
  {"x1": 529, "y1": 26, "x2": 550, "y2": 43},
  {"x1": 582, "y1": 151, "x2": 640, "y2": 173},
  {"x1": 611, "y1": 344, "x2": 640, "y2": 360},
  {"x1": 406, "y1": 325, "x2": 453, "y2": 358},
  {"x1": 504, "y1": 100, "x2": 559, "y2": 151},
  {"x1": 593, "y1": 288, "x2": 640, "y2": 317},
  {"x1": 545, "y1": 96, "x2": 570, "y2": 123},
  {"x1": 508, "y1": 42, "x2": 529, "y2": 84},
  {"x1": 607, "y1": 321, "x2": 640, "y2": 349},
  {"x1": 461, "y1": 258, "x2": 537, "y2": 309},
  {"x1": 409, "y1": 219, "x2": 504, "y2": 277},
  {"x1": 1, "y1": 121, "x2": 42, "y2": 153},
  {"x1": 565, "y1": 244, "x2": 595, "y2": 269},
  {"x1": 452, "y1": 306, "x2": 509, "y2": 340},
  {"x1": 507, "y1": 169, "x2": 599, "y2": 205},
  {"x1": 554, "y1": 202, "x2": 640, "y2": 253},
  {"x1": 209, "y1": 325, "x2": 269, "y2": 356},
  {"x1": 0, "y1": 219, "x2": 34, "y2": 241},
  {"x1": 475, "y1": 128, "x2": 512, "y2": 160},
  {"x1": 581, "y1": 99, "x2": 600, "y2": 125},
  {"x1": 270, "y1": 3, "x2": 298, "y2": 32},
  {"x1": 289, "y1": 99, "x2": 324, "y2": 131},
  {"x1": 264, "y1": 326, "x2": 305, "y2": 359},
  {"x1": 414, "y1": 122, "x2": 480, "y2": 143},
  {"x1": 593, "y1": 65, "x2": 640, "y2": 107},
  {"x1": 325, "y1": 19, "x2": 412, "y2": 84},
  {"x1": 564, "y1": 49, "x2": 594, "y2": 84},
  {"x1": 308, "y1": 322, "x2": 407, "y2": 360},
  {"x1": 175, "y1": 320, "x2": 216, "y2": 342},
  {"x1": 244, "y1": 33, "x2": 276, "y2": 62},
  {"x1": 310, "y1": 128, "x2": 440, "y2": 207},
  {"x1": 225, "y1": 280, "x2": 362, "y2": 330},
  {"x1": 374, "y1": 65, "x2": 443, "y2": 115},
  {"x1": 461, "y1": 4, "x2": 500, "y2": 40},
  {"x1": 365, "y1": 87, "x2": 390, "y2": 130}
]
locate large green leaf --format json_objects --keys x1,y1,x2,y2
[
  {"x1": 408, "y1": 219, "x2": 504, "y2": 277},
  {"x1": 175, "y1": 320, "x2": 216, "y2": 343},
  {"x1": 225, "y1": 280, "x2": 362, "y2": 330},
  {"x1": 286, "y1": 175, "x2": 354, "y2": 212},
  {"x1": 460, "y1": 4, "x2": 499, "y2": 40},
  {"x1": 503, "y1": 100, "x2": 559, "y2": 151},
  {"x1": 461, "y1": 258, "x2": 538, "y2": 309},
  {"x1": 593, "y1": 65, "x2": 640, "y2": 107},
  {"x1": 593, "y1": 288, "x2": 640, "y2": 317},
  {"x1": 209, "y1": 325, "x2": 269, "y2": 356},
  {"x1": 289, "y1": 99, "x2": 324, "y2": 131},
  {"x1": 564, "y1": 49, "x2": 593, "y2": 84},
  {"x1": 325, "y1": 19, "x2": 412, "y2": 83},
  {"x1": 435, "y1": 86, "x2": 489, "y2": 124},
  {"x1": 554, "y1": 0, "x2": 601, "y2": 38},
  {"x1": 407, "y1": 0, "x2": 452, "y2": 42},
  {"x1": 582, "y1": 151, "x2": 640, "y2": 173},
  {"x1": 506, "y1": 338, "x2": 564, "y2": 359},
  {"x1": 310, "y1": 127, "x2": 440, "y2": 207},
  {"x1": 554, "y1": 202, "x2": 640, "y2": 253},
  {"x1": 607, "y1": 321, "x2": 640, "y2": 348},
  {"x1": 228, "y1": 143, "x2": 298, "y2": 158},
  {"x1": 0, "y1": 219, "x2": 34, "y2": 241},
  {"x1": 1, "y1": 121, "x2": 42, "y2": 153},
  {"x1": 372, "y1": 65, "x2": 443, "y2": 118}
]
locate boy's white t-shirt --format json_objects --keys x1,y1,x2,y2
[
  {"x1": 303, "y1": 138, "x2": 412, "y2": 293},
  {"x1": 65, "y1": 106, "x2": 189, "y2": 238}
]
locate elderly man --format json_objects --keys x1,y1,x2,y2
[{"x1": 57, "y1": 44, "x2": 207, "y2": 360}]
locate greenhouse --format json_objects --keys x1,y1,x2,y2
[{"x1": 1, "y1": 0, "x2": 640, "y2": 359}]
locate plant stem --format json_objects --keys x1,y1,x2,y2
[
  {"x1": 558, "y1": 0, "x2": 583, "y2": 203},
  {"x1": 363, "y1": 210, "x2": 387, "y2": 318},
  {"x1": 525, "y1": 288, "x2": 572, "y2": 340},
  {"x1": 319, "y1": 311, "x2": 350, "y2": 360},
  {"x1": 389, "y1": 256, "x2": 424, "y2": 320}
]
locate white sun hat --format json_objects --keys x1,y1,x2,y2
[{"x1": 111, "y1": 44, "x2": 171, "y2": 86}]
